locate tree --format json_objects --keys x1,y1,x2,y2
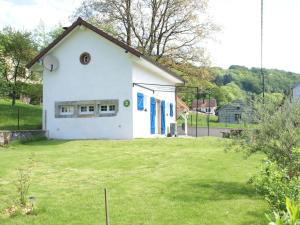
[
  {"x1": 230, "y1": 99, "x2": 300, "y2": 211},
  {"x1": 72, "y1": 0, "x2": 217, "y2": 62},
  {"x1": 0, "y1": 27, "x2": 38, "y2": 106},
  {"x1": 32, "y1": 21, "x2": 64, "y2": 50}
]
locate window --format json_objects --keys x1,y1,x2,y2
[
  {"x1": 80, "y1": 52, "x2": 91, "y2": 65},
  {"x1": 101, "y1": 105, "x2": 108, "y2": 112},
  {"x1": 235, "y1": 114, "x2": 241, "y2": 121},
  {"x1": 137, "y1": 92, "x2": 144, "y2": 111},
  {"x1": 109, "y1": 105, "x2": 115, "y2": 112},
  {"x1": 79, "y1": 105, "x2": 95, "y2": 114},
  {"x1": 170, "y1": 103, "x2": 174, "y2": 117},
  {"x1": 100, "y1": 104, "x2": 116, "y2": 114},
  {"x1": 60, "y1": 106, "x2": 74, "y2": 115}
]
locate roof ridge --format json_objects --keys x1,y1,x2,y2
[{"x1": 26, "y1": 17, "x2": 184, "y2": 83}]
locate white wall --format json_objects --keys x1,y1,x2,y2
[
  {"x1": 132, "y1": 61, "x2": 177, "y2": 138},
  {"x1": 43, "y1": 28, "x2": 133, "y2": 139}
]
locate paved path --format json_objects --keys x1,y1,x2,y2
[{"x1": 177, "y1": 126, "x2": 234, "y2": 138}]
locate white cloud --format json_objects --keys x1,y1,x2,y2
[
  {"x1": 0, "y1": 0, "x2": 81, "y2": 31},
  {"x1": 207, "y1": 0, "x2": 300, "y2": 73}
]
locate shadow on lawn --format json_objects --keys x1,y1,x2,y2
[
  {"x1": 18, "y1": 140, "x2": 70, "y2": 146},
  {"x1": 169, "y1": 180, "x2": 261, "y2": 202}
]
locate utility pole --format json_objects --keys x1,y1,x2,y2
[{"x1": 261, "y1": 0, "x2": 265, "y2": 103}]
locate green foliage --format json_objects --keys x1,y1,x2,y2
[
  {"x1": 21, "y1": 83, "x2": 42, "y2": 105},
  {"x1": 32, "y1": 22, "x2": 64, "y2": 50},
  {"x1": 0, "y1": 99, "x2": 42, "y2": 130},
  {"x1": 250, "y1": 160, "x2": 300, "y2": 211},
  {"x1": 267, "y1": 198, "x2": 300, "y2": 225},
  {"x1": 231, "y1": 99, "x2": 300, "y2": 214},
  {"x1": 233, "y1": 100, "x2": 300, "y2": 177},
  {"x1": 0, "y1": 27, "x2": 38, "y2": 105}
]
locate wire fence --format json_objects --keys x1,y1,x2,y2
[{"x1": 0, "y1": 105, "x2": 42, "y2": 131}]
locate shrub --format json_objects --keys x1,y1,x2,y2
[
  {"x1": 267, "y1": 198, "x2": 300, "y2": 225},
  {"x1": 250, "y1": 160, "x2": 300, "y2": 211},
  {"x1": 230, "y1": 99, "x2": 300, "y2": 213}
]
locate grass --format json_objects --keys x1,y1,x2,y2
[
  {"x1": 0, "y1": 99, "x2": 42, "y2": 131},
  {"x1": 0, "y1": 138, "x2": 268, "y2": 225},
  {"x1": 177, "y1": 113, "x2": 250, "y2": 129}
]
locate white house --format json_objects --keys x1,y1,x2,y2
[{"x1": 27, "y1": 18, "x2": 184, "y2": 139}]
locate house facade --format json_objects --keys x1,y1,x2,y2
[
  {"x1": 27, "y1": 18, "x2": 183, "y2": 139},
  {"x1": 192, "y1": 99, "x2": 217, "y2": 115},
  {"x1": 218, "y1": 100, "x2": 245, "y2": 124}
]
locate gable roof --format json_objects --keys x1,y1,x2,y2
[
  {"x1": 26, "y1": 17, "x2": 184, "y2": 83},
  {"x1": 192, "y1": 99, "x2": 217, "y2": 108}
]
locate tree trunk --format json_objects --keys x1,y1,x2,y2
[{"x1": 12, "y1": 90, "x2": 16, "y2": 106}]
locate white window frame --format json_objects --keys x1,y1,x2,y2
[
  {"x1": 79, "y1": 105, "x2": 95, "y2": 115},
  {"x1": 60, "y1": 105, "x2": 74, "y2": 115},
  {"x1": 100, "y1": 104, "x2": 116, "y2": 114}
]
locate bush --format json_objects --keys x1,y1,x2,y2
[
  {"x1": 267, "y1": 198, "x2": 300, "y2": 225},
  {"x1": 230, "y1": 99, "x2": 300, "y2": 213},
  {"x1": 250, "y1": 160, "x2": 300, "y2": 211}
]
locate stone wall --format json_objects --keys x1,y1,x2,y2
[{"x1": 0, "y1": 130, "x2": 46, "y2": 145}]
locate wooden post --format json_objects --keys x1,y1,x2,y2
[{"x1": 104, "y1": 188, "x2": 109, "y2": 225}]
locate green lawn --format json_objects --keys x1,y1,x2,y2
[
  {"x1": 0, "y1": 99, "x2": 42, "y2": 130},
  {"x1": 177, "y1": 113, "x2": 249, "y2": 129},
  {"x1": 0, "y1": 138, "x2": 267, "y2": 225}
]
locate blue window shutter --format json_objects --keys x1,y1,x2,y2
[
  {"x1": 137, "y1": 93, "x2": 144, "y2": 111},
  {"x1": 161, "y1": 100, "x2": 166, "y2": 134},
  {"x1": 150, "y1": 97, "x2": 156, "y2": 134},
  {"x1": 170, "y1": 103, "x2": 174, "y2": 117}
]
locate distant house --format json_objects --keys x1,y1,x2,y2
[
  {"x1": 192, "y1": 99, "x2": 217, "y2": 115},
  {"x1": 292, "y1": 83, "x2": 300, "y2": 99},
  {"x1": 218, "y1": 100, "x2": 245, "y2": 124}
]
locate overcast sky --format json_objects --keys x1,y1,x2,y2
[{"x1": 1, "y1": 0, "x2": 299, "y2": 73}]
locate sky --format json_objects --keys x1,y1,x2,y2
[{"x1": 0, "y1": 0, "x2": 300, "y2": 73}]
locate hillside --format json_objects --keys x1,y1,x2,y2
[{"x1": 171, "y1": 63, "x2": 300, "y2": 107}]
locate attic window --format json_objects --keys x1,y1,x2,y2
[{"x1": 80, "y1": 52, "x2": 91, "y2": 65}]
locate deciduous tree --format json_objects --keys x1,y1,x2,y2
[{"x1": 0, "y1": 28, "x2": 38, "y2": 106}]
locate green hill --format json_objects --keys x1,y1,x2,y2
[{"x1": 169, "y1": 62, "x2": 300, "y2": 107}]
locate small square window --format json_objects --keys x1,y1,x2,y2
[
  {"x1": 79, "y1": 105, "x2": 94, "y2": 114},
  {"x1": 80, "y1": 106, "x2": 87, "y2": 112},
  {"x1": 89, "y1": 106, "x2": 94, "y2": 112},
  {"x1": 109, "y1": 105, "x2": 115, "y2": 111},
  {"x1": 101, "y1": 105, "x2": 108, "y2": 111},
  {"x1": 60, "y1": 106, "x2": 74, "y2": 115}
]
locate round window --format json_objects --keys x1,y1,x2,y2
[{"x1": 80, "y1": 52, "x2": 91, "y2": 65}]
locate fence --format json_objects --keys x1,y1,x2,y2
[
  {"x1": 0, "y1": 105, "x2": 42, "y2": 131},
  {"x1": 176, "y1": 112, "x2": 246, "y2": 138}
]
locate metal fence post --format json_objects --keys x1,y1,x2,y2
[
  {"x1": 196, "y1": 87, "x2": 199, "y2": 138},
  {"x1": 17, "y1": 107, "x2": 20, "y2": 130}
]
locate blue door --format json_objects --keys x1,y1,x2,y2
[
  {"x1": 150, "y1": 97, "x2": 156, "y2": 134},
  {"x1": 161, "y1": 100, "x2": 166, "y2": 134}
]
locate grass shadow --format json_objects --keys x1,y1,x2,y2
[{"x1": 169, "y1": 180, "x2": 261, "y2": 202}]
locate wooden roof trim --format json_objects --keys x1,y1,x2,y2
[
  {"x1": 26, "y1": 17, "x2": 184, "y2": 83},
  {"x1": 26, "y1": 17, "x2": 142, "y2": 69}
]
